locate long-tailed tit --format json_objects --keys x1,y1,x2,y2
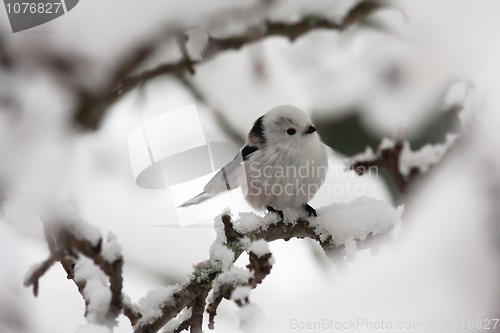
[{"x1": 180, "y1": 105, "x2": 328, "y2": 220}]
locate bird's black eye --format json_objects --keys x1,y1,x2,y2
[{"x1": 287, "y1": 128, "x2": 296, "y2": 135}]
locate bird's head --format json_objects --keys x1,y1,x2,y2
[{"x1": 248, "y1": 105, "x2": 318, "y2": 147}]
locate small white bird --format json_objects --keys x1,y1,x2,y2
[{"x1": 180, "y1": 105, "x2": 328, "y2": 220}]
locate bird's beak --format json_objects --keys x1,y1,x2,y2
[{"x1": 306, "y1": 125, "x2": 316, "y2": 134}]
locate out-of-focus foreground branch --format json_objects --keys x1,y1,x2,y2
[
  {"x1": 72, "y1": 0, "x2": 383, "y2": 130},
  {"x1": 351, "y1": 141, "x2": 414, "y2": 192},
  {"x1": 24, "y1": 218, "x2": 141, "y2": 328},
  {"x1": 24, "y1": 199, "x2": 397, "y2": 332}
]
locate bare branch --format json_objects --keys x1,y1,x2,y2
[
  {"x1": 189, "y1": 290, "x2": 209, "y2": 333},
  {"x1": 175, "y1": 32, "x2": 196, "y2": 75}
]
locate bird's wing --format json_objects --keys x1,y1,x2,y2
[
  {"x1": 203, "y1": 145, "x2": 256, "y2": 194},
  {"x1": 179, "y1": 145, "x2": 259, "y2": 207},
  {"x1": 178, "y1": 191, "x2": 214, "y2": 207}
]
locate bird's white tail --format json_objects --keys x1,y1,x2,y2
[{"x1": 178, "y1": 192, "x2": 215, "y2": 207}]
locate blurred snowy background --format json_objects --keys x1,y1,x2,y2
[{"x1": 1, "y1": 0, "x2": 500, "y2": 332}]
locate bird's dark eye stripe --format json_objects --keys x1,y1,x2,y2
[
  {"x1": 249, "y1": 116, "x2": 265, "y2": 143},
  {"x1": 241, "y1": 145, "x2": 258, "y2": 160},
  {"x1": 287, "y1": 128, "x2": 296, "y2": 135}
]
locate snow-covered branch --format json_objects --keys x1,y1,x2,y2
[
  {"x1": 350, "y1": 136, "x2": 457, "y2": 192},
  {"x1": 25, "y1": 196, "x2": 399, "y2": 332},
  {"x1": 134, "y1": 198, "x2": 399, "y2": 332},
  {"x1": 206, "y1": 239, "x2": 274, "y2": 330},
  {"x1": 350, "y1": 140, "x2": 411, "y2": 192},
  {"x1": 24, "y1": 206, "x2": 140, "y2": 328}
]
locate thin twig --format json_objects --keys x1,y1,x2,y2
[
  {"x1": 23, "y1": 255, "x2": 57, "y2": 297},
  {"x1": 350, "y1": 142, "x2": 414, "y2": 192},
  {"x1": 176, "y1": 32, "x2": 196, "y2": 75}
]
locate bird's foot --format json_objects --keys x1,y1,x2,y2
[
  {"x1": 304, "y1": 204, "x2": 317, "y2": 217},
  {"x1": 266, "y1": 206, "x2": 284, "y2": 222}
]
